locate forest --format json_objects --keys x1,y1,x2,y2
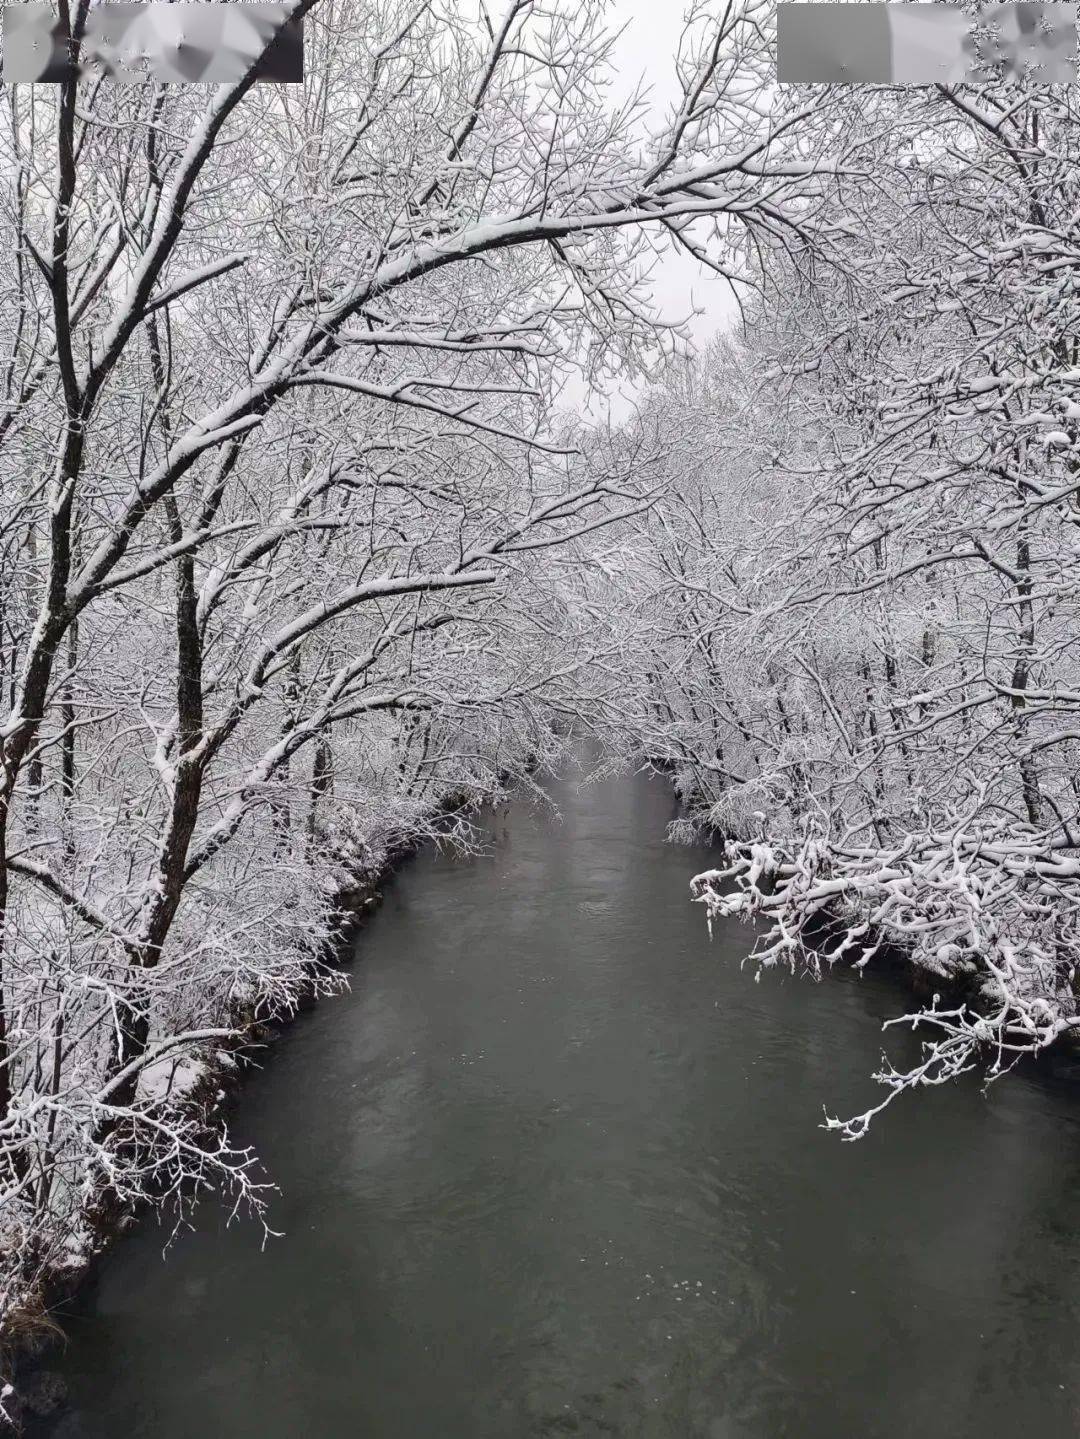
[{"x1": 1, "y1": 0, "x2": 1079, "y2": 1392}]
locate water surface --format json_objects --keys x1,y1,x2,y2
[{"x1": 35, "y1": 763, "x2": 1080, "y2": 1436}]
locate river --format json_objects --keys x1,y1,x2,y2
[{"x1": 29, "y1": 761, "x2": 1080, "y2": 1437}]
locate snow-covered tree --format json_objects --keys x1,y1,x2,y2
[
  {"x1": 635, "y1": 79, "x2": 1080, "y2": 1137},
  {"x1": 0, "y1": 0, "x2": 850, "y2": 1360}
]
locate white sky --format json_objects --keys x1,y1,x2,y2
[
  {"x1": 561, "y1": 0, "x2": 740, "y2": 422},
  {"x1": 607, "y1": 0, "x2": 738, "y2": 342}
]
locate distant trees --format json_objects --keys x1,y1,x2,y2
[{"x1": 628, "y1": 80, "x2": 1080, "y2": 1136}]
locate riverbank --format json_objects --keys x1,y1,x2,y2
[
  {"x1": 0, "y1": 772, "x2": 519, "y2": 1432},
  {"x1": 666, "y1": 752, "x2": 1080, "y2": 1085},
  {"x1": 0, "y1": 873, "x2": 374, "y2": 1431}
]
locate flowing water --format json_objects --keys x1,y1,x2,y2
[{"x1": 30, "y1": 762, "x2": 1080, "y2": 1437}]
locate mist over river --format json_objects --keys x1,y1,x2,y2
[{"x1": 31, "y1": 761, "x2": 1080, "y2": 1437}]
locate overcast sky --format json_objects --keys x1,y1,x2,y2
[
  {"x1": 608, "y1": 0, "x2": 738, "y2": 341},
  {"x1": 562, "y1": 0, "x2": 739, "y2": 421}
]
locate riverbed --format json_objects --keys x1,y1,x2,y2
[{"x1": 31, "y1": 761, "x2": 1080, "y2": 1436}]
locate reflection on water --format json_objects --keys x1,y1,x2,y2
[{"x1": 30, "y1": 761, "x2": 1080, "y2": 1437}]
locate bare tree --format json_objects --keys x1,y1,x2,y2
[
  {"x1": 628, "y1": 78, "x2": 1080, "y2": 1138},
  {"x1": 0, "y1": 0, "x2": 848, "y2": 1362}
]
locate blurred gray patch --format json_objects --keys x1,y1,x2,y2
[
  {"x1": 777, "y1": 2, "x2": 1076, "y2": 83},
  {"x1": 3, "y1": 2, "x2": 303, "y2": 82},
  {"x1": 2, "y1": 3, "x2": 69, "y2": 80},
  {"x1": 890, "y1": 5, "x2": 973, "y2": 83},
  {"x1": 973, "y1": 1, "x2": 1076, "y2": 81},
  {"x1": 777, "y1": 4, "x2": 892, "y2": 81}
]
